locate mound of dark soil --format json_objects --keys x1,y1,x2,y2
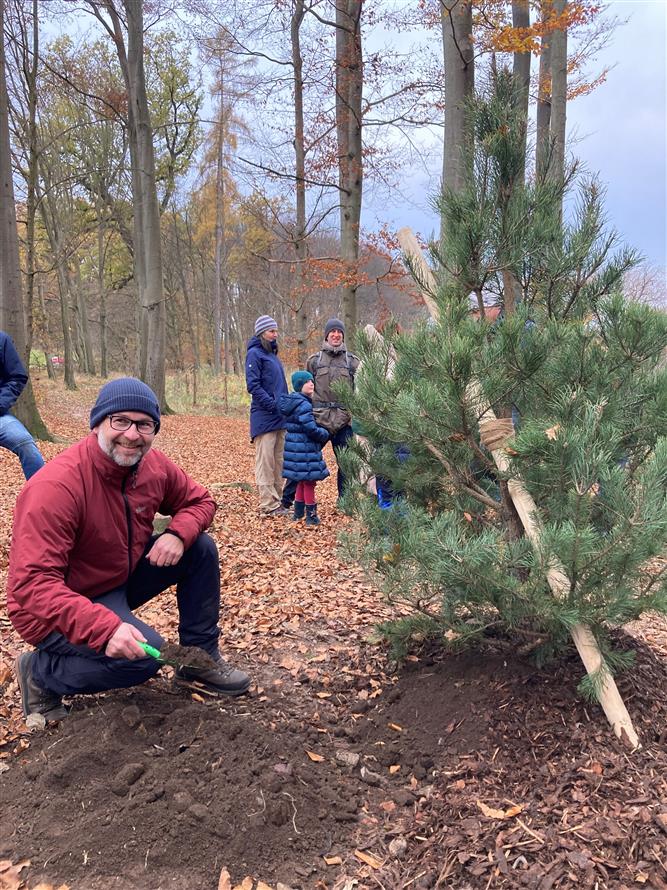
[{"x1": 3, "y1": 635, "x2": 666, "y2": 890}]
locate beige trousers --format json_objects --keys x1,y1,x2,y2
[{"x1": 254, "y1": 429, "x2": 286, "y2": 513}]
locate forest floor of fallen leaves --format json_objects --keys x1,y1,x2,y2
[{"x1": 1, "y1": 375, "x2": 667, "y2": 890}]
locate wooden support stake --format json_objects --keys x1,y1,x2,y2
[{"x1": 396, "y1": 226, "x2": 639, "y2": 749}]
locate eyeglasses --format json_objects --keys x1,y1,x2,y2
[{"x1": 108, "y1": 414, "x2": 158, "y2": 435}]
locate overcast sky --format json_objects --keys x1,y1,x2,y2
[{"x1": 367, "y1": 0, "x2": 667, "y2": 272}]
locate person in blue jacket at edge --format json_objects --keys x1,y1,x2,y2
[
  {"x1": 0, "y1": 329, "x2": 45, "y2": 480},
  {"x1": 244, "y1": 315, "x2": 290, "y2": 517}
]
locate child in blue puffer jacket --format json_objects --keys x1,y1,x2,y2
[{"x1": 278, "y1": 371, "x2": 329, "y2": 526}]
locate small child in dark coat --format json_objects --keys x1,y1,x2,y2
[{"x1": 278, "y1": 371, "x2": 329, "y2": 526}]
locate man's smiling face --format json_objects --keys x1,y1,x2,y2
[{"x1": 94, "y1": 411, "x2": 157, "y2": 467}]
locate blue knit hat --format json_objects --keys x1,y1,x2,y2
[
  {"x1": 291, "y1": 370, "x2": 314, "y2": 393},
  {"x1": 255, "y1": 315, "x2": 278, "y2": 336},
  {"x1": 324, "y1": 317, "x2": 345, "y2": 340},
  {"x1": 90, "y1": 377, "x2": 161, "y2": 431}
]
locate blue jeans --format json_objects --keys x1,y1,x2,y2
[
  {"x1": 31, "y1": 533, "x2": 221, "y2": 697},
  {"x1": 0, "y1": 413, "x2": 45, "y2": 479}
]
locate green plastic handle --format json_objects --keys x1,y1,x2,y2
[{"x1": 139, "y1": 642, "x2": 163, "y2": 660}]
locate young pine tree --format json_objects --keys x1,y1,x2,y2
[{"x1": 341, "y1": 73, "x2": 667, "y2": 673}]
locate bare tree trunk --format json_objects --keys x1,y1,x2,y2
[
  {"x1": 335, "y1": 0, "x2": 363, "y2": 332},
  {"x1": 39, "y1": 191, "x2": 77, "y2": 390},
  {"x1": 512, "y1": 0, "x2": 531, "y2": 184},
  {"x1": 172, "y1": 212, "x2": 200, "y2": 394},
  {"x1": 536, "y1": 1, "x2": 553, "y2": 180},
  {"x1": 103, "y1": 0, "x2": 165, "y2": 403},
  {"x1": 213, "y1": 64, "x2": 225, "y2": 375},
  {"x1": 73, "y1": 256, "x2": 96, "y2": 374},
  {"x1": 0, "y1": 0, "x2": 49, "y2": 436},
  {"x1": 97, "y1": 201, "x2": 108, "y2": 377},
  {"x1": 441, "y1": 0, "x2": 474, "y2": 214},
  {"x1": 126, "y1": 0, "x2": 165, "y2": 402},
  {"x1": 549, "y1": 0, "x2": 567, "y2": 192},
  {"x1": 292, "y1": 0, "x2": 308, "y2": 364}
]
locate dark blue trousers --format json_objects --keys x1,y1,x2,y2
[
  {"x1": 32, "y1": 533, "x2": 221, "y2": 697},
  {"x1": 330, "y1": 424, "x2": 354, "y2": 497}
]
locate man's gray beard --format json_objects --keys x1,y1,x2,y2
[{"x1": 97, "y1": 428, "x2": 145, "y2": 467}]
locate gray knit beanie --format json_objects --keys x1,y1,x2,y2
[
  {"x1": 90, "y1": 377, "x2": 161, "y2": 431},
  {"x1": 324, "y1": 317, "x2": 345, "y2": 340},
  {"x1": 254, "y1": 315, "x2": 278, "y2": 336}
]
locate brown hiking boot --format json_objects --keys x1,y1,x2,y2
[
  {"x1": 174, "y1": 652, "x2": 251, "y2": 697},
  {"x1": 15, "y1": 652, "x2": 69, "y2": 722}
]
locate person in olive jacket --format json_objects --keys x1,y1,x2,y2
[
  {"x1": 244, "y1": 315, "x2": 289, "y2": 517},
  {"x1": 278, "y1": 371, "x2": 329, "y2": 527},
  {"x1": 307, "y1": 318, "x2": 360, "y2": 501}
]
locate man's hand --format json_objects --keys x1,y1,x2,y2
[
  {"x1": 146, "y1": 532, "x2": 185, "y2": 568},
  {"x1": 106, "y1": 623, "x2": 147, "y2": 659}
]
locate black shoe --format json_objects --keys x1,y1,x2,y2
[
  {"x1": 292, "y1": 501, "x2": 306, "y2": 521},
  {"x1": 15, "y1": 652, "x2": 69, "y2": 722},
  {"x1": 174, "y1": 653, "x2": 251, "y2": 697},
  {"x1": 305, "y1": 504, "x2": 320, "y2": 527}
]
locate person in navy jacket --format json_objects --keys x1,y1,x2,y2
[
  {"x1": 244, "y1": 315, "x2": 289, "y2": 516},
  {"x1": 279, "y1": 370, "x2": 329, "y2": 527},
  {"x1": 0, "y1": 330, "x2": 45, "y2": 479}
]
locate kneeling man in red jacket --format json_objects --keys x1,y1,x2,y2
[{"x1": 8, "y1": 377, "x2": 251, "y2": 722}]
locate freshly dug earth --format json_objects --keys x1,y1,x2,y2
[
  {"x1": 1, "y1": 384, "x2": 666, "y2": 890},
  {"x1": 159, "y1": 642, "x2": 221, "y2": 670},
  {"x1": 2, "y1": 636, "x2": 667, "y2": 890}
]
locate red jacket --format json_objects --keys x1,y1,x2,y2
[{"x1": 7, "y1": 433, "x2": 216, "y2": 651}]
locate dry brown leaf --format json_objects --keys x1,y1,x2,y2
[
  {"x1": 389, "y1": 765, "x2": 401, "y2": 774},
  {"x1": 306, "y1": 750, "x2": 325, "y2": 762},
  {"x1": 354, "y1": 850, "x2": 384, "y2": 869},
  {"x1": 256, "y1": 882, "x2": 273, "y2": 890},
  {"x1": 545, "y1": 423, "x2": 561, "y2": 440},
  {"x1": 388, "y1": 723, "x2": 403, "y2": 732},
  {"x1": 0, "y1": 860, "x2": 31, "y2": 890},
  {"x1": 191, "y1": 693, "x2": 205, "y2": 703},
  {"x1": 503, "y1": 804, "x2": 524, "y2": 818},
  {"x1": 232, "y1": 879, "x2": 253, "y2": 890},
  {"x1": 316, "y1": 692, "x2": 332, "y2": 699},
  {"x1": 476, "y1": 800, "x2": 523, "y2": 820},
  {"x1": 463, "y1": 512, "x2": 473, "y2": 522},
  {"x1": 452, "y1": 779, "x2": 466, "y2": 790},
  {"x1": 217, "y1": 868, "x2": 232, "y2": 890},
  {"x1": 476, "y1": 800, "x2": 507, "y2": 820},
  {"x1": 379, "y1": 800, "x2": 396, "y2": 813},
  {"x1": 324, "y1": 855, "x2": 343, "y2": 866},
  {"x1": 0, "y1": 663, "x2": 11, "y2": 686}
]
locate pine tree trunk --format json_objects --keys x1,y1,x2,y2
[
  {"x1": 441, "y1": 0, "x2": 474, "y2": 215},
  {"x1": 335, "y1": 0, "x2": 363, "y2": 333}
]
